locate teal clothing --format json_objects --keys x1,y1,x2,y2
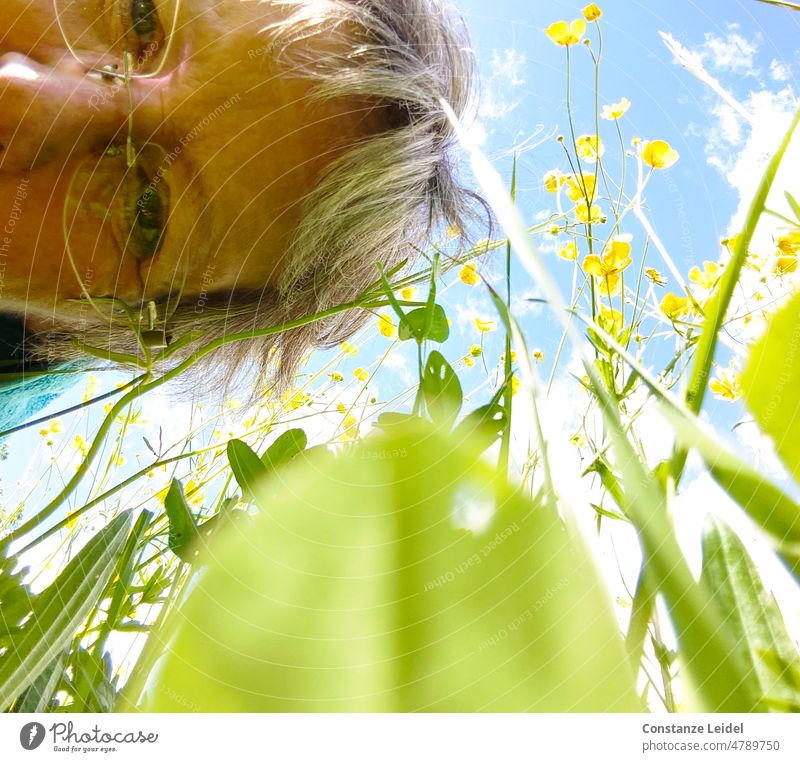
[{"x1": 0, "y1": 315, "x2": 82, "y2": 433}]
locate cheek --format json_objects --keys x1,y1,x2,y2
[{"x1": 0, "y1": 165, "x2": 144, "y2": 309}]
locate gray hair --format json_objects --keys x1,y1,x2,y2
[{"x1": 37, "y1": 0, "x2": 481, "y2": 393}]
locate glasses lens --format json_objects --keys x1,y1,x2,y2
[
  {"x1": 54, "y1": 0, "x2": 178, "y2": 77},
  {"x1": 65, "y1": 142, "x2": 173, "y2": 308}
]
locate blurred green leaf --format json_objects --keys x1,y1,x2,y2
[
  {"x1": 11, "y1": 652, "x2": 65, "y2": 713},
  {"x1": 700, "y1": 517, "x2": 800, "y2": 709},
  {"x1": 262, "y1": 429, "x2": 307, "y2": 471},
  {"x1": 422, "y1": 351, "x2": 462, "y2": 429},
  {"x1": 452, "y1": 403, "x2": 506, "y2": 452},
  {"x1": 0, "y1": 511, "x2": 131, "y2": 711},
  {"x1": 69, "y1": 647, "x2": 116, "y2": 713},
  {"x1": 227, "y1": 439, "x2": 268, "y2": 499},
  {"x1": 144, "y1": 424, "x2": 639, "y2": 711},
  {"x1": 164, "y1": 480, "x2": 199, "y2": 562},
  {"x1": 398, "y1": 305, "x2": 449, "y2": 343},
  {"x1": 786, "y1": 191, "x2": 800, "y2": 222},
  {"x1": 740, "y1": 290, "x2": 800, "y2": 485},
  {"x1": 0, "y1": 552, "x2": 34, "y2": 645}
]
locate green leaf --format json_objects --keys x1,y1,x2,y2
[
  {"x1": 398, "y1": 305, "x2": 449, "y2": 343},
  {"x1": 0, "y1": 552, "x2": 34, "y2": 644},
  {"x1": 164, "y1": 479, "x2": 199, "y2": 562},
  {"x1": 262, "y1": 429, "x2": 307, "y2": 471},
  {"x1": 700, "y1": 517, "x2": 800, "y2": 709},
  {"x1": 786, "y1": 191, "x2": 800, "y2": 222},
  {"x1": 69, "y1": 647, "x2": 116, "y2": 713},
  {"x1": 227, "y1": 439, "x2": 268, "y2": 498},
  {"x1": 740, "y1": 290, "x2": 800, "y2": 485},
  {"x1": 422, "y1": 351, "x2": 462, "y2": 429},
  {"x1": 451, "y1": 403, "x2": 507, "y2": 452},
  {"x1": 0, "y1": 511, "x2": 132, "y2": 711},
  {"x1": 373, "y1": 412, "x2": 421, "y2": 433},
  {"x1": 12, "y1": 652, "x2": 66, "y2": 713},
  {"x1": 144, "y1": 423, "x2": 639, "y2": 711}
]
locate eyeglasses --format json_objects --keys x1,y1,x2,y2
[
  {"x1": 53, "y1": 0, "x2": 181, "y2": 79},
  {"x1": 55, "y1": 2, "x2": 185, "y2": 344}
]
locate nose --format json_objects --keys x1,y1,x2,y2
[{"x1": 0, "y1": 50, "x2": 131, "y2": 172}]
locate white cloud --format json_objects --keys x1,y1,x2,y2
[
  {"x1": 699, "y1": 30, "x2": 760, "y2": 76},
  {"x1": 770, "y1": 59, "x2": 791, "y2": 82}
]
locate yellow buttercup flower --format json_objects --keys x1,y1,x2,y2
[
  {"x1": 399, "y1": 285, "x2": 417, "y2": 301},
  {"x1": 645, "y1": 267, "x2": 667, "y2": 286},
  {"x1": 474, "y1": 317, "x2": 497, "y2": 332},
  {"x1": 533, "y1": 349, "x2": 545, "y2": 362},
  {"x1": 601, "y1": 97, "x2": 630, "y2": 120},
  {"x1": 776, "y1": 231, "x2": 800, "y2": 255},
  {"x1": 709, "y1": 366, "x2": 742, "y2": 402},
  {"x1": 565, "y1": 172, "x2": 597, "y2": 202},
  {"x1": 544, "y1": 169, "x2": 565, "y2": 193},
  {"x1": 341, "y1": 414, "x2": 359, "y2": 441},
  {"x1": 597, "y1": 307, "x2": 623, "y2": 335},
  {"x1": 462, "y1": 355, "x2": 476, "y2": 368},
  {"x1": 39, "y1": 419, "x2": 63, "y2": 437},
  {"x1": 283, "y1": 390, "x2": 310, "y2": 411},
  {"x1": 340, "y1": 341, "x2": 359, "y2": 356},
  {"x1": 576, "y1": 134, "x2": 604, "y2": 163},
  {"x1": 329, "y1": 371, "x2": 344, "y2": 382},
  {"x1": 500, "y1": 350, "x2": 517, "y2": 363},
  {"x1": 558, "y1": 241, "x2": 578, "y2": 260},
  {"x1": 775, "y1": 253, "x2": 798, "y2": 274},
  {"x1": 688, "y1": 261, "x2": 721, "y2": 292},
  {"x1": 660, "y1": 292, "x2": 690, "y2": 321},
  {"x1": 582, "y1": 3, "x2": 602, "y2": 21},
  {"x1": 642, "y1": 139, "x2": 679, "y2": 169},
  {"x1": 354, "y1": 367, "x2": 369, "y2": 382},
  {"x1": 583, "y1": 236, "x2": 632, "y2": 296},
  {"x1": 459, "y1": 261, "x2": 480, "y2": 286},
  {"x1": 575, "y1": 202, "x2": 603, "y2": 224},
  {"x1": 336, "y1": 402, "x2": 348, "y2": 414},
  {"x1": 545, "y1": 19, "x2": 586, "y2": 46},
  {"x1": 570, "y1": 432, "x2": 587, "y2": 447},
  {"x1": 378, "y1": 313, "x2": 397, "y2": 338},
  {"x1": 510, "y1": 375, "x2": 521, "y2": 396},
  {"x1": 775, "y1": 231, "x2": 800, "y2": 271},
  {"x1": 468, "y1": 344, "x2": 483, "y2": 358}
]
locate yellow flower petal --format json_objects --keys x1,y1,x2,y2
[
  {"x1": 660, "y1": 292, "x2": 689, "y2": 321},
  {"x1": 377, "y1": 313, "x2": 397, "y2": 338},
  {"x1": 575, "y1": 202, "x2": 603, "y2": 223},
  {"x1": 565, "y1": 172, "x2": 597, "y2": 202},
  {"x1": 582, "y1": 3, "x2": 602, "y2": 21},
  {"x1": 645, "y1": 267, "x2": 667, "y2": 286},
  {"x1": 601, "y1": 97, "x2": 630, "y2": 120},
  {"x1": 543, "y1": 170, "x2": 564, "y2": 194},
  {"x1": 468, "y1": 344, "x2": 483, "y2": 358},
  {"x1": 575, "y1": 134, "x2": 604, "y2": 163},
  {"x1": 582, "y1": 254, "x2": 604, "y2": 276},
  {"x1": 399, "y1": 285, "x2": 417, "y2": 301},
  {"x1": 474, "y1": 317, "x2": 497, "y2": 332},
  {"x1": 642, "y1": 139, "x2": 679, "y2": 169},
  {"x1": 545, "y1": 19, "x2": 586, "y2": 46},
  {"x1": 340, "y1": 341, "x2": 359, "y2": 356},
  {"x1": 558, "y1": 241, "x2": 578, "y2": 261},
  {"x1": 354, "y1": 367, "x2": 369, "y2": 382},
  {"x1": 459, "y1": 261, "x2": 481, "y2": 286},
  {"x1": 603, "y1": 236, "x2": 632, "y2": 272}
]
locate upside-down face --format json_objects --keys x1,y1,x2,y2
[{"x1": 0, "y1": 0, "x2": 378, "y2": 330}]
